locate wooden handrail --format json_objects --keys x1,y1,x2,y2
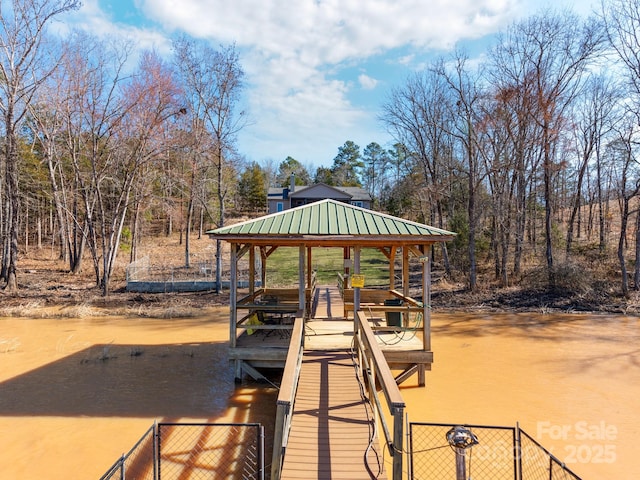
[
  {"x1": 355, "y1": 310, "x2": 406, "y2": 480},
  {"x1": 271, "y1": 314, "x2": 304, "y2": 480},
  {"x1": 389, "y1": 289, "x2": 423, "y2": 306},
  {"x1": 355, "y1": 311, "x2": 405, "y2": 410}
]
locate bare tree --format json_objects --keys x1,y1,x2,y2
[
  {"x1": 380, "y1": 68, "x2": 454, "y2": 275},
  {"x1": 566, "y1": 74, "x2": 620, "y2": 255},
  {"x1": 477, "y1": 84, "x2": 520, "y2": 286},
  {"x1": 433, "y1": 52, "x2": 486, "y2": 290},
  {"x1": 173, "y1": 38, "x2": 245, "y2": 288},
  {"x1": 121, "y1": 51, "x2": 183, "y2": 266},
  {"x1": 602, "y1": 0, "x2": 640, "y2": 118},
  {"x1": 602, "y1": 0, "x2": 640, "y2": 290},
  {"x1": 490, "y1": 10, "x2": 606, "y2": 287},
  {"x1": 0, "y1": 0, "x2": 80, "y2": 291},
  {"x1": 607, "y1": 119, "x2": 640, "y2": 295}
]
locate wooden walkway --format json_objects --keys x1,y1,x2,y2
[
  {"x1": 311, "y1": 284, "x2": 345, "y2": 319},
  {"x1": 280, "y1": 286, "x2": 387, "y2": 480},
  {"x1": 280, "y1": 350, "x2": 386, "y2": 480}
]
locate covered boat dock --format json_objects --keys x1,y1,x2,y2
[{"x1": 207, "y1": 199, "x2": 455, "y2": 386}]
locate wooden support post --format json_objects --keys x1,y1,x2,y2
[
  {"x1": 422, "y1": 245, "x2": 432, "y2": 352},
  {"x1": 402, "y1": 246, "x2": 410, "y2": 327},
  {"x1": 230, "y1": 243, "x2": 238, "y2": 349},
  {"x1": 298, "y1": 246, "x2": 305, "y2": 310},
  {"x1": 235, "y1": 360, "x2": 242, "y2": 383},
  {"x1": 249, "y1": 245, "x2": 255, "y2": 295},
  {"x1": 388, "y1": 246, "x2": 396, "y2": 290},
  {"x1": 354, "y1": 246, "x2": 361, "y2": 315},
  {"x1": 260, "y1": 247, "x2": 267, "y2": 290},
  {"x1": 402, "y1": 246, "x2": 410, "y2": 298},
  {"x1": 306, "y1": 246, "x2": 313, "y2": 317},
  {"x1": 343, "y1": 247, "x2": 351, "y2": 287},
  {"x1": 306, "y1": 246, "x2": 312, "y2": 289}
]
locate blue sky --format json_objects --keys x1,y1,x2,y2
[{"x1": 65, "y1": 0, "x2": 596, "y2": 170}]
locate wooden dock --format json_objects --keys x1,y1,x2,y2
[
  {"x1": 279, "y1": 350, "x2": 387, "y2": 480},
  {"x1": 277, "y1": 287, "x2": 408, "y2": 480}
]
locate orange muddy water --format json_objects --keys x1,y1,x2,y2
[{"x1": 0, "y1": 310, "x2": 637, "y2": 479}]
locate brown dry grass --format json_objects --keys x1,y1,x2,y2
[
  {"x1": 1, "y1": 224, "x2": 638, "y2": 317},
  {"x1": 0, "y1": 234, "x2": 229, "y2": 319}
]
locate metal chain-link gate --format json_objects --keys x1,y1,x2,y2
[
  {"x1": 100, "y1": 422, "x2": 264, "y2": 480},
  {"x1": 409, "y1": 422, "x2": 582, "y2": 480}
]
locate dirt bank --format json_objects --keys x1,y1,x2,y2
[{"x1": 1, "y1": 235, "x2": 638, "y2": 318}]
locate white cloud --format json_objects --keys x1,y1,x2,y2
[
  {"x1": 134, "y1": 0, "x2": 523, "y2": 163},
  {"x1": 140, "y1": 0, "x2": 518, "y2": 64},
  {"x1": 358, "y1": 74, "x2": 378, "y2": 90},
  {"x1": 63, "y1": 0, "x2": 172, "y2": 60},
  {"x1": 64, "y1": 0, "x2": 537, "y2": 165}
]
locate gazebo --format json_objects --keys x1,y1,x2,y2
[{"x1": 207, "y1": 199, "x2": 455, "y2": 385}]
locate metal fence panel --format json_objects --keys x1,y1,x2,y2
[
  {"x1": 99, "y1": 423, "x2": 264, "y2": 480},
  {"x1": 409, "y1": 422, "x2": 583, "y2": 480},
  {"x1": 410, "y1": 423, "x2": 517, "y2": 480},
  {"x1": 100, "y1": 425, "x2": 156, "y2": 480},
  {"x1": 519, "y1": 429, "x2": 582, "y2": 480},
  {"x1": 157, "y1": 423, "x2": 263, "y2": 480}
]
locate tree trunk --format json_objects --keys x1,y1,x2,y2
[
  {"x1": 566, "y1": 149, "x2": 591, "y2": 255},
  {"x1": 467, "y1": 144, "x2": 477, "y2": 291},
  {"x1": 634, "y1": 208, "x2": 640, "y2": 291},
  {"x1": 543, "y1": 124, "x2": 555, "y2": 289},
  {"x1": 3, "y1": 119, "x2": 20, "y2": 292},
  {"x1": 618, "y1": 198, "x2": 629, "y2": 296}
]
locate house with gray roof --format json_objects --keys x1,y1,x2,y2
[{"x1": 267, "y1": 175, "x2": 372, "y2": 213}]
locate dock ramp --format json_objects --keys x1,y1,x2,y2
[{"x1": 279, "y1": 349, "x2": 386, "y2": 479}]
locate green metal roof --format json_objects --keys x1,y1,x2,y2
[{"x1": 207, "y1": 199, "x2": 455, "y2": 240}]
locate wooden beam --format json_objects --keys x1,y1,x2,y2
[
  {"x1": 237, "y1": 243, "x2": 252, "y2": 259},
  {"x1": 377, "y1": 246, "x2": 392, "y2": 260},
  {"x1": 394, "y1": 365, "x2": 418, "y2": 386},
  {"x1": 264, "y1": 246, "x2": 278, "y2": 257},
  {"x1": 228, "y1": 348, "x2": 289, "y2": 361},
  {"x1": 241, "y1": 361, "x2": 269, "y2": 382},
  {"x1": 383, "y1": 350, "x2": 433, "y2": 363}
]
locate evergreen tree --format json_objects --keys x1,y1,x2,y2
[
  {"x1": 238, "y1": 162, "x2": 267, "y2": 213},
  {"x1": 330, "y1": 140, "x2": 363, "y2": 186},
  {"x1": 276, "y1": 156, "x2": 311, "y2": 187}
]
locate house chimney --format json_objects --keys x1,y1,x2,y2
[{"x1": 290, "y1": 172, "x2": 295, "y2": 193}]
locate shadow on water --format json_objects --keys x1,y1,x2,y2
[{"x1": 0, "y1": 341, "x2": 252, "y2": 418}]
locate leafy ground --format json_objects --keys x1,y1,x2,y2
[{"x1": 1, "y1": 233, "x2": 638, "y2": 318}]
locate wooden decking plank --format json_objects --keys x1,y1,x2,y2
[
  {"x1": 280, "y1": 349, "x2": 386, "y2": 480},
  {"x1": 311, "y1": 285, "x2": 345, "y2": 319}
]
